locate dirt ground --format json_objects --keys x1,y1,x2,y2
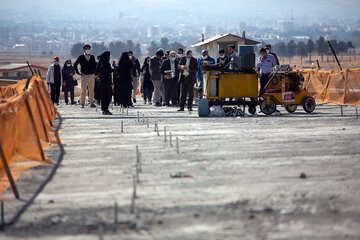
[{"x1": 0, "y1": 99, "x2": 359, "y2": 239}]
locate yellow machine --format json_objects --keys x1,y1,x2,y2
[
  {"x1": 199, "y1": 66, "x2": 259, "y2": 116},
  {"x1": 198, "y1": 64, "x2": 316, "y2": 116},
  {"x1": 259, "y1": 66, "x2": 316, "y2": 115}
]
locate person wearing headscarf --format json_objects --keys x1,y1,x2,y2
[
  {"x1": 95, "y1": 51, "x2": 113, "y2": 115},
  {"x1": 61, "y1": 59, "x2": 76, "y2": 105},
  {"x1": 113, "y1": 52, "x2": 133, "y2": 107},
  {"x1": 141, "y1": 57, "x2": 154, "y2": 104}
]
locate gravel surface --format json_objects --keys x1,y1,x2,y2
[{"x1": 1, "y1": 101, "x2": 360, "y2": 240}]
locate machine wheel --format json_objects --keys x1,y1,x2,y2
[
  {"x1": 260, "y1": 99, "x2": 276, "y2": 115},
  {"x1": 302, "y1": 96, "x2": 316, "y2": 113},
  {"x1": 248, "y1": 106, "x2": 256, "y2": 115},
  {"x1": 284, "y1": 104, "x2": 297, "y2": 113},
  {"x1": 271, "y1": 77, "x2": 278, "y2": 85}
]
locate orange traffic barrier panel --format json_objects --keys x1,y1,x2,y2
[
  {"x1": 0, "y1": 76, "x2": 60, "y2": 198},
  {"x1": 296, "y1": 68, "x2": 360, "y2": 105}
]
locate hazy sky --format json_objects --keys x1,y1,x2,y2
[{"x1": 1, "y1": 0, "x2": 360, "y2": 28}]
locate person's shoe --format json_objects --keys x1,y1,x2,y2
[
  {"x1": 133, "y1": 98, "x2": 137, "y2": 103},
  {"x1": 144, "y1": 100, "x2": 147, "y2": 104},
  {"x1": 177, "y1": 108, "x2": 184, "y2": 111},
  {"x1": 148, "y1": 101, "x2": 152, "y2": 105},
  {"x1": 81, "y1": 104, "x2": 85, "y2": 108},
  {"x1": 71, "y1": 101, "x2": 76, "y2": 105},
  {"x1": 90, "y1": 104, "x2": 96, "y2": 108},
  {"x1": 155, "y1": 103, "x2": 162, "y2": 107},
  {"x1": 102, "y1": 111, "x2": 109, "y2": 115},
  {"x1": 188, "y1": 107, "x2": 193, "y2": 111},
  {"x1": 106, "y1": 110, "x2": 113, "y2": 115}
]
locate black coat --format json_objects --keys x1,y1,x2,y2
[
  {"x1": 130, "y1": 57, "x2": 141, "y2": 76},
  {"x1": 74, "y1": 54, "x2": 97, "y2": 75},
  {"x1": 141, "y1": 64, "x2": 153, "y2": 90},
  {"x1": 161, "y1": 59, "x2": 179, "y2": 80},
  {"x1": 178, "y1": 57, "x2": 198, "y2": 83},
  {"x1": 113, "y1": 57, "x2": 133, "y2": 106}
]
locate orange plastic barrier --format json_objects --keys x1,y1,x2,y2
[
  {"x1": 296, "y1": 68, "x2": 360, "y2": 105},
  {"x1": 0, "y1": 76, "x2": 59, "y2": 198}
]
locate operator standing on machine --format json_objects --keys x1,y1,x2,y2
[{"x1": 257, "y1": 47, "x2": 277, "y2": 95}]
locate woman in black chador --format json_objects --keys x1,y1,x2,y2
[
  {"x1": 113, "y1": 52, "x2": 133, "y2": 107},
  {"x1": 95, "y1": 51, "x2": 113, "y2": 115}
]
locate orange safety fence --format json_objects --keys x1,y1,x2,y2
[
  {"x1": 295, "y1": 68, "x2": 360, "y2": 105},
  {"x1": 0, "y1": 75, "x2": 59, "y2": 198}
]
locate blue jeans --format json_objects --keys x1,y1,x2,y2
[
  {"x1": 198, "y1": 76, "x2": 203, "y2": 99},
  {"x1": 143, "y1": 88, "x2": 153, "y2": 102}
]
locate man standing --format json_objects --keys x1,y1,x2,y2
[
  {"x1": 128, "y1": 51, "x2": 141, "y2": 103},
  {"x1": 228, "y1": 44, "x2": 240, "y2": 70},
  {"x1": 176, "y1": 48, "x2": 184, "y2": 103},
  {"x1": 265, "y1": 44, "x2": 280, "y2": 65},
  {"x1": 257, "y1": 48, "x2": 277, "y2": 95},
  {"x1": 150, "y1": 49, "x2": 164, "y2": 106},
  {"x1": 161, "y1": 51, "x2": 179, "y2": 106},
  {"x1": 178, "y1": 50, "x2": 198, "y2": 111},
  {"x1": 74, "y1": 44, "x2": 97, "y2": 108},
  {"x1": 46, "y1": 56, "x2": 63, "y2": 105},
  {"x1": 217, "y1": 49, "x2": 230, "y2": 66},
  {"x1": 177, "y1": 48, "x2": 184, "y2": 61},
  {"x1": 197, "y1": 49, "x2": 215, "y2": 99}
]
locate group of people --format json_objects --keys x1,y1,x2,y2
[
  {"x1": 46, "y1": 43, "x2": 280, "y2": 115},
  {"x1": 46, "y1": 44, "x2": 203, "y2": 114}
]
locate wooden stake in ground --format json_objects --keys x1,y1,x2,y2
[
  {"x1": 164, "y1": 127, "x2": 167, "y2": 142},
  {"x1": 147, "y1": 118, "x2": 149, "y2": 128},
  {"x1": 136, "y1": 146, "x2": 142, "y2": 173},
  {"x1": 98, "y1": 223, "x2": 104, "y2": 240},
  {"x1": 156, "y1": 124, "x2": 160, "y2": 136},
  {"x1": 142, "y1": 114, "x2": 145, "y2": 124},
  {"x1": 114, "y1": 202, "x2": 118, "y2": 225},
  {"x1": 154, "y1": 121, "x2": 157, "y2": 132},
  {"x1": 1, "y1": 201, "x2": 4, "y2": 226},
  {"x1": 132, "y1": 175, "x2": 137, "y2": 199},
  {"x1": 121, "y1": 121, "x2": 123, "y2": 133},
  {"x1": 356, "y1": 107, "x2": 358, "y2": 119},
  {"x1": 176, "y1": 137, "x2": 179, "y2": 154},
  {"x1": 137, "y1": 111, "x2": 140, "y2": 122},
  {"x1": 341, "y1": 105, "x2": 343, "y2": 116},
  {"x1": 0, "y1": 144, "x2": 19, "y2": 199},
  {"x1": 136, "y1": 163, "x2": 140, "y2": 184},
  {"x1": 170, "y1": 132, "x2": 173, "y2": 147}
]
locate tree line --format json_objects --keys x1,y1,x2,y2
[
  {"x1": 271, "y1": 36, "x2": 356, "y2": 64},
  {"x1": 70, "y1": 38, "x2": 185, "y2": 60}
]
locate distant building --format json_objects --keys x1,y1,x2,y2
[
  {"x1": 189, "y1": 33, "x2": 259, "y2": 59},
  {"x1": 0, "y1": 63, "x2": 47, "y2": 80},
  {"x1": 278, "y1": 20, "x2": 294, "y2": 33},
  {"x1": 147, "y1": 25, "x2": 161, "y2": 38}
]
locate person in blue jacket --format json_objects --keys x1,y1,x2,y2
[{"x1": 197, "y1": 49, "x2": 215, "y2": 99}]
